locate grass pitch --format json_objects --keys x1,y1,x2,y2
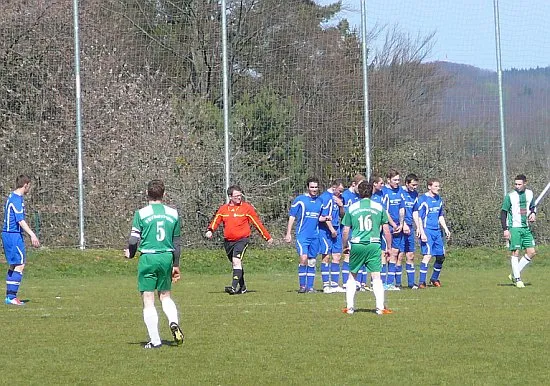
[{"x1": 1, "y1": 246, "x2": 549, "y2": 385}]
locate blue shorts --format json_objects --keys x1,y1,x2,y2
[
  {"x1": 402, "y1": 231, "x2": 416, "y2": 253},
  {"x1": 318, "y1": 227, "x2": 342, "y2": 255},
  {"x1": 2, "y1": 232, "x2": 26, "y2": 265},
  {"x1": 296, "y1": 235, "x2": 319, "y2": 258},
  {"x1": 420, "y1": 229, "x2": 445, "y2": 256},
  {"x1": 391, "y1": 232, "x2": 404, "y2": 251}
]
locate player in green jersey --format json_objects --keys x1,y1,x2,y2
[
  {"x1": 341, "y1": 180, "x2": 393, "y2": 315},
  {"x1": 501, "y1": 174, "x2": 537, "y2": 288},
  {"x1": 124, "y1": 179, "x2": 184, "y2": 348}
]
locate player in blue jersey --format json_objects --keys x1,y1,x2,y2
[
  {"x1": 319, "y1": 179, "x2": 346, "y2": 293},
  {"x1": 413, "y1": 178, "x2": 451, "y2": 288},
  {"x1": 285, "y1": 177, "x2": 328, "y2": 293},
  {"x1": 341, "y1": 174, "x2": 365, "y2": 290},
  {"x1": 2, "y1": 175, "x2": 41, "y2": 305},
  {"x1": 381, "y1": 169, "x2": 405, "y2": 290},
  {"x1": 400, "y1": 174, "x2": 420, "y2": 289}
]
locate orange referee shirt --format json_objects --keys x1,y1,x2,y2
[{"x1": 207, "y1": 201, "x2": 271, "y2": 242}]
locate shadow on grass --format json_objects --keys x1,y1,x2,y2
[{"x1": 129, "y1": 340, "x2": 183, "y2": 348}]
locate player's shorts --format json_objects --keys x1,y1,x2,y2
[
  {"x1": 224, "y1": 237, "x2": 249, "y2": 262},
  {"x1": 296, "y1": 235, "x2": 319, "y2": 258},
  {"x1": 319, "y1": 226, "x2": 342, "y2": 255},
  {"x1": 508, "y1": 227, "x2": 536, "y2": 251},
  {"x1": 137, "y1": 252, "x2": 173, "y2": 292},
  {"x1": 1, "y1": 232, "x2": 26, "y2": 265},
  {"x1": 391, "y1": 232, "x2": 404, "y2": 251},
  {"x1": 402, "y1": 230, "x2": 416, "y2": 253},
  {"x1": 419, "y1": 228, "x2": 445, "y2": 256},
  {"x1": 349, "y1": 243, "x2": 382, "y2": 273}
]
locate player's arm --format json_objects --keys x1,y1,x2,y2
[
  {"x1": 382, "y1": 223, "x2": 392, "y2": 255},
  {"x1": 247, "y1": 205, "x2": 273, "y2": 242},
  {"x1": 528, "y1": 199, "x2": 537, "y2": 222},
  {"x1": 341, "y1": 225, "x2": 350, "y2": 253},
  {"x1": 284, "y1": 216, "x2": 295, "y2": 242},
  {"x1": 171, "y1": 235, "x2": 182, "y2": 283},
  {"x1": 205, "y1": 207, "x2": 224, "y2": 239},
  {"x1": 18, "y1": 219, "x2": 40, "y2": 247},
  {"x1": 500, "y1": 209, "x2": 511, "y2": 239},
  {"x1": 439, "y1": 216, "x2": 450, "y2": 239}
]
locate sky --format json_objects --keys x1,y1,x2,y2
[{"x1": 315, "y1": 0, "x2": 550, "y2": 70}]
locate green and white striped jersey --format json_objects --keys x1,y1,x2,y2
[
  {"x1": 342, "y1": 198, "x2": 388, "y2": 244},
  {"x1": 501, "y1": 189, "x2": 534, "y2": 228},
  {"x1": 131, "y1": 203, "x2": 181, "y2": 254}
]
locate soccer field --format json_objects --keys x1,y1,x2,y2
[{"x1": 2, "y1": 247, "x2": 550, "y2": 385}]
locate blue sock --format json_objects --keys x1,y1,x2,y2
[
  {"x1": 419, "y1": 262, "x2": 429, "y2": 284},
  {"x1": 395, "y1": 264, "x2": 403, "y2": 286},
  {"x1": 298, "y1": 265, "x2": 307, "y2": 288},
  {"x1": 306, "y1": 261, "x2": 316, "y2": 289},
  {"x1": 406, "y1": 263, "x2": 416, "y2": 287},
  {"x1": 330, "y1": 262, "x2": 340, "y2": 287},
  {"x1": 431, "y1": 262, "x2": 443, "y2": 282},
  {"x1": 387, "y1": 262, "x2": 396, "y2": 285},
  {"x1": 342, "y1": 261, "x2": 349, "y2": 286},
  {"x1": 362, "y1": 267, "x2": 369, "y2": 287},
  {"x1": 381, "y1": 264, "x2": 387, "y2": 284},
  {"x1": 6, "y1": 270, "x2": 22, "y2": 299},
  {"x1": 321, "y1": 263, "x2": 330, "y2": 287}
]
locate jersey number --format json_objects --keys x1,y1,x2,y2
[
  {"x1": 357, "y1": 215, "x2": 372, "y2": 232},
  {"x1": 156, "y1": 221, "x2": 166, "y2": 241}
]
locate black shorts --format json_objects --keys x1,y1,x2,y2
[{"x1": 224, "y1": 237, "x2": 249, "y2": 262}]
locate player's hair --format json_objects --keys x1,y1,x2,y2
[
  {"x1": 514, "y1": 174, "x2": 527, "y2": 182},
  {"x1": 15, "y1": 174, "x2": 31, "y2": 189},
  {"x1": 147, "y1": 179, "x2": 165, "y2": 200},
  {"x1": 427, "y1": 178, "x2": 440, "y2": 187},
  {"x1": 352, "y1": 174, "x2": 365, "y2": 186},
  {"x1": 227, "y1": 185, "x2": 243, "y2": 197},
  {"x1": 306, "y1": 176, "x2": 319, "y2": 188},
  {"x1": 405, "y1": 173, "x2": 419, "y2": 184},
  {"x1": 330, "y1": 178, "x2": 344, "y2": 188},
  {"x1": 386, "y1": 168, "x2": 400, "y2": 179},
  {"x1": 368, "y1": 173, "x2": 383, "y2": 184},
  {"x1": 357, "y1": 180, "x2": 373, "y2": 198}
]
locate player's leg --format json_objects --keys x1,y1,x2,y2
[
  {"x1": 403, "y1": 232, "x2": 417, "y2": 288},
  {"x1": 296, "y1": 239, "x2": 308, "y2": 292},
  {"x1": 138, "y1": 254, "x2": 162, "y2": 348},
  {"x1": 343, "y1": 244, "x2": 364, "y2": 314},
  {"x1": 3, "y1": 233, "x2": 26, "y2": 305},
  {"x1": 508, "y1": 228, "x2": 524, "y2": 286},
  {"x1": 232, "y1": 239, "x2": 249, "y2": 293},
  {"x1": 394, "y1": 233, "x2": 405, "y2": 288},
  {"x1": 159, "y1": 290, "x2": 184, "y2": 345},
  {"x1": 429, "y1": 233, "x2": 445, "y2": 286},
  {"x1": 330, "y1": 228, "x2": 344, "y2": 291},
  {"x1": 364, "y1": 244, "x2": 391, "y2": 314},
  {"x1": 319, "y1": 232, "x2": 332, "y2": 292},
  {"x1": 386, "y1": 233, "x2": 401, "y2": 287},
  {"x1": 380, "y1": 234, "x2": 388, "y2": 285},
  {"x1": 305, "y1": 237, "x2": 319, "y2": 292},
  {"x1": 517, "y1": 229, "x2": 536, "y2": 277},
  {"x1": 418, "y1": 237, "x2": 432, "y2": 288}
]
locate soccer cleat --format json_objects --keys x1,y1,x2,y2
[
  {"x1": 409, "y1": 284, "x2": 419, "y2": 290},
  {"x1": 237, "y1": 285, "x2": 247, "y2": 294},
  {"x1": 515, "y1": 280, "x2": 525, "y2": 288},
  {"x1": 323, "y1": 286, "x2": 333, "y2": 294},
  {"x1": 224, "y1": 286, "x2": 237, "y2": 295},
  {"x1": 376, "y1": 308, "x2": 393, "y2": 315},
  {"x1": 5, "y1": 297, "x2": 24, "y2": 306},
  {"x1": 418, "y1": 282, "x2": 427, "y2": 289},
  {"x1": 333, "y1": 286, "x2": 346, "y2": 293},
  {"x1": 384, "y1": 284, "x2": 401, "y2": 291},
  {"x1": 298, "y1": 286, "x2": 307, "y2": 294},
  {"x1": 508, "y1": 274, "x2": 515, "y2": 284},
  {"x1": 307, "y1": 288, "x2": 317, "y2": 294},
  {"x1": 143, "y1": 341, "x2": 162, "y2": 349},
  {"x1": 170, "y1": 322, "x2": 184, "y2": 346},
  {"x1": 342, "y1": 307, "x2": 355, "y2": 315},
  {"x1": 430, "y1": 280, "x2": 441, "y2": 287}
]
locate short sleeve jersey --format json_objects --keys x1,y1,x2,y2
[
  {"x1": 342, "y1": 188, "x2": 360, "y2": 213},
  {"x1": 342, "y1": 198, "x2": 388, "y2": 244},
  {"x1": 382, "y1": 185, "x2": 405, "y2": 224},
  {"x1": 2, "y1": 192, "x2": 25, "y2": 233},
  {"x1": 320, "y1": 190, "x2": 341, "y2": 227},
  {"x1": 289, "y1": 194, "x2": 323, "y2": 237},
  {"x1": 401, "y1": 187, "x2": 418, "y2": 226},
  {"x1": 131, "y1": 203, "x2": 181, "y2": 254},
  {"x1": 501, "y1": 189, "x2": 534, "y2": 229},
  {"x1": 414, "y1": 193, "x2": 444, "y2": 230}
]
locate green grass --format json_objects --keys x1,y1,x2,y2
[{"x1": 1, "y1": 246, "x2": 550, "y2": 385}]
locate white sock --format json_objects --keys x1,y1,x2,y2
[
  {"x1": 161, "y1": 297, "x2": 179, "y2": 325},
  {"x1": 372, "y1": 278, "x2": 385, "y2": 311},
  {"x1": 511, "y1": 256, "x2": 520, "y2": 279},
  {"x1": 518, "y1": 255, "x2": 531, "y2": 273},
  {"x1": 143, "y1": 306, "x2": 161, "y2": 345},
  {"x1": 345, "y1": 276, "x2": 356, "y2": 309}
]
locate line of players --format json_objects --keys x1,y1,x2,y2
[{"x1": 284, "y1": 170, "x2": 451, "y2": 293}]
